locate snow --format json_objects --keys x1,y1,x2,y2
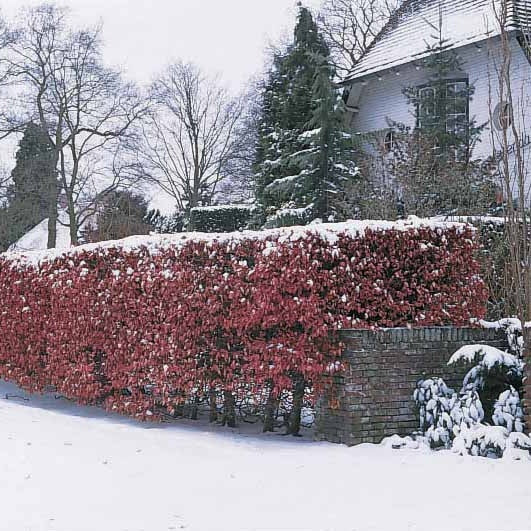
[
  {"x1": 264, "y1": 173, "x2": 303, "y2": 193},
  {"x1": 189, "y1": 204, "x2": 254, "y2": 212},
  {"x1": 8, "y1": 211, "x2": 72, "y2": 253},
  {"x1": 2, "y1": 215, "x2": 469, "y2": 268},
  {"x1": 299, "y1": 127, "x2": 321, "y2": 139},
  {"x1": 448, "y1": 344, "x2": 522, "y2": 370},
  {"x1": 429, "y1": 215, "x2": 508, "y2": 225},
  {"x1": 345, "y1": 0, "x2": 529, "y2": 82},
  {"x1": 1, "y1": 379, "x2": 531, "y2": 531}
]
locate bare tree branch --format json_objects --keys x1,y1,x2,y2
[
  {"x1": 317, "y1": 0, "x2": 401, "y2": 76},
  {"x1": 0, "y1": 5, "x2": 148, "y2": 246},
  {"x1": 139, "y1": 60, "x2": 246, "y2": 212}
]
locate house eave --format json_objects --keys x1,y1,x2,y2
[{"x1": 339, "y1": 30, "x2": 519, "y2": 88}]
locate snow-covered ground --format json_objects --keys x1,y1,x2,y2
[{"x1": 1, "y1": 381, "x2": 530, "y2": 531}]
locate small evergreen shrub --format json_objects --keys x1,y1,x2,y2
[
  {"x1": 189, "y1": 205, "x2": 253, "y2": 232},
  {"x1": 413, "y1": 326, "x2": 530, "y2": 458}
]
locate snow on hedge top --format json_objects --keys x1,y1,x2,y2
[{"x1": 1, "y1": 216, "x2": 470, "y2": 267}]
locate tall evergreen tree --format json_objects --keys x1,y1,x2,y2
[
  {"x1": 402, "y1": 18, "x2": 482, "y2": 160},
  {"x1": 5, "y1": 123, "x2": 56, "y2": 247},
  {"x1": 254, "y1": 6, "x2": 359, "y2": 227},
  {"x1": 301, "y1": 56, "x2": 360, "y2": 221},
  {"x1": 254, "y1": 6, "x2": 329, "y2": 227}
]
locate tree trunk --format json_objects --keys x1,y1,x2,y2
[
  {"x1": 221, "y1": 391, "x2": 236, "y2": 428},
  {"x1": 523, "y1": 327, "x2": 531, "y2": 432},
  {"x1": 263, "y1": 385, "x2": 278, "y2": 432},
  {"x1": 190, "y1": 398, "x2": 199, "y2": 420},
  {"x1": 173, "y1": 403, "x2": 184, "y2": 418},
  {"x1": 287, "y1": 376, "x2": 306, "y2": 436},
  {"x1": 67, "y1": 192, "x2": 78, "y2": 246},
  {"x1": 47, "y1": 178, "x2": 58, "y2": 249},
  {"x1": 209, "y1": 389, "x2": 218, "y2": 423}
]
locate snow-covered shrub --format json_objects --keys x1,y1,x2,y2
[
  {"x1": 448, "y1": 343, "x2": 523, "y2": 421},
  {"x1": 453, "y1": 426, "x2": 531, "y2": 459},
  {"x1": 492, "y1": 387, "x2": 525, "y2": 433},
  {"x1": 413, "y1": 379, "x2": 484, "y2": 449},
  {"x1": 480, "y1": 317, "x2": 524, "y2": 357},
  {"x1": 449, "y1": 390, "x2": 485, "y2": 434},
  {"x1": 414, "y1": 331, "x2": 528, "y2": 458},
  {"x1": 449, "y1": 344, "x2": 524, "y2": 392},
  {"x1": 0, "y1": 219, "x2": 486, "y2": 423},
  {"x1": 413, "y1": 378, "x2": 454, "y2": 434},
  {"x1": 189, "y1": 205, "x2": 253, "y2": 233},
  {"x1": 504, "y1": 432, "x2": 531, "y2": 460},
  {"x1": 453, "y1": 425, "x2": 510, "y2": 458}
]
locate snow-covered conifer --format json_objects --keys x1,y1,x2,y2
[{"x1": 253, "y1": 6, "x2": 358, "y2": 228}]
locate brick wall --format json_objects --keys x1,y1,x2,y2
[{"x1": 314, "y1": 327, "x2": 507, "y2": 446}]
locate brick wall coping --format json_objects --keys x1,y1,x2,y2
[{"x1": 339, "y1": 327, "x2": 503, "y2": 344}]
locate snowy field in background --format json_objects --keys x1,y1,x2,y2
[{"x1": 1, "y1": 381, "x2": 530, "y2": 531}]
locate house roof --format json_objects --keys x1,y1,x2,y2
[{"x1": 342, "y1": 0, "x2": 531, "y2": 84}]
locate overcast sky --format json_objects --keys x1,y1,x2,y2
[
  {"x1": 2, "y1": 0, "x2": 321, "y2": 89},
  {"x1": 1, "y1": 1, "x2": 322, "y2": 210}
]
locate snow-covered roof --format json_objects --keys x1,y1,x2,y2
[
  {"x1": 7, "y1": 211, "x2": 72, "y2": 253},
  {"x1": 343, "y1": 0, "x2": 531, "y2": 83}
]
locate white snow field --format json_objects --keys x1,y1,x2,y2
[{"x1": 1, "y1": 380, "x2": 530, "y2": 531}]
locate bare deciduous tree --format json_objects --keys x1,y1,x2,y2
[
  {"x1": 140, "y1": 61, "x2": 245, "y2": 211},
  {"x1": 0, "y1": 163, "x2": 10, "y2": 205},
  {"x1": 486, "y1": 0, "x2": 531, "y2": 428},
  {"x1": 1, "y1": 5, "x2": 147, "y2": 246},
  {"x1": 1, "y1": 5, "x2": 69, "y2": 247},
  {"x1": 54, "y1": 27, "x2": 148, "y2": 244},
  {"x1": 0, "y1": 14, "x2": 18, "y2": 91},
  {"x1": 214, "y1": 78, "x2": 261, "y2": 204},
  {"x1": 318, "y1": 0, "x2": 401, "y2": 76}
]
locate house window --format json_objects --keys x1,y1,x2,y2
[
  {"x1": 384, "y1": 130, "x2": 395, "y2": 153},
  {"x1": 417, "y1": 79, "x2": 469, "y2": 135},
  {"x1": 418, "y1": 86, "x2": 437, "y2": 129},
  {"x1": 493, "y1": 101, "x2": 512, "y2": 130},
  {"x1": 445, "y1": 81, "x2": 468, "y2": 136}
]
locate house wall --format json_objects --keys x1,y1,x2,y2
[
  {"x1": 314, "y1": 327, "x2": 508, "y2": 446},
  {"x1": 347, "y1": 34, "x2": 531, "y2": 195}
]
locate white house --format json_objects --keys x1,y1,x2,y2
[{"x1": 341, "y1": 0, "x2": 531, "y2": 195}]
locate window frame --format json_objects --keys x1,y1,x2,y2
[{"x1": 415, "y1": 77, "x2": 470, "y2": 135}]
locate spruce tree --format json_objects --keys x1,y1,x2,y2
[
  {"x1": 254, "y1": 6, "x2": 330, "y2": 228},
  {"x1": 5, "y1": 123, "x2": 56, "y2": 247},
  {"x1": 402, "y1": 26, "x2": 482, "y2": 160},
  {"x1": 300, "y1": 56, "x2": 359, "y2": 221},
  {"x1": 0, "y1": 206, "x2": 10, "y2": 252}
]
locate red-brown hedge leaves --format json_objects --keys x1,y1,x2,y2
[{"x1": 0, "y1": 222, "x2": 487, "y2": 419}]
